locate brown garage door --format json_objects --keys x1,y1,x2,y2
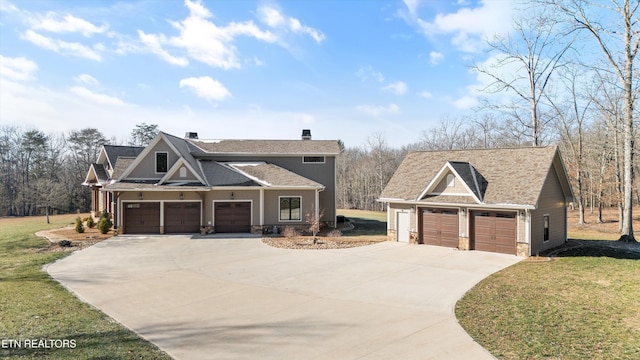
[
  {"x1": 472, "y1": 211, "x2": 516, "y2": 254},
  {"x1": 421, "y1": 208, "x2": 459, "y2": 248},
  {"x1": 215, "y1": 202, "x2": 251, "y2": 233},
  {"x1": 124, "y1": 202, "x2": 160, "y2": 234},
  {"x1": 164, "y1": 202, "x2": 201, "y2": 233}
]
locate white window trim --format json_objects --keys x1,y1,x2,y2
[
  {"x1": 155, "y1": 151, "x2": 169, "y2": 174},
  {"x1": 446, "y1": 173, "x2": 455, "y2": 187},
  {"x1": 543, "y1": 213, "x2": 550, "y2": 242},
  {"x1": 279, "y1": 196, "x2": 302, "y2": 222}
]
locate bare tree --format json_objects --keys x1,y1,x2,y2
[
  {"x1": 549, "y1": 0, "x2": 639, "y2": 241},
  {"x1": 549, "y1": 64, "x2": 594, "y2": 224},
  {"x1": 475, "y1": 5, "x2": 573, "y2": 146}
]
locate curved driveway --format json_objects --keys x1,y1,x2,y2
[{"x1": 48, "y1": 236, "x2": 520, "y2": 359}]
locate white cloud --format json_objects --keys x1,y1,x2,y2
[
  {"x1": 21, "y1": 29, "x2": 102, "y2": 61},
  {"x1": 419, "y1": 90, "x2": 432, "y2": 98},
  {"x1": 413, "y1": 0, "x2": 514, "y2": 53},
  {"x1": 137, "y1": 0, "x2": 277, "y2": 69},
  {"x1": 31, "y1": 13, "x2": 108, "y2": 37},
  {"x1": 429, "y1": 51, "x2": 444, "y2": 65},
  {"x1": 356, "y1": 104, "x2": 400, "y2": 117},
  {"x1": 0, "y1": 55, "x2": 38, "y2": 81},
  {"x1": 356, "y1": 65, "x2": 384, "y2": 83},
  {"x1": 453, "y1": 95, "x2": 478, "y2": 109},
  {"x1": 403, "y1": 0, "x2": 421, "y2": 16},
  {"x1": 381, "y1": 81, "x2": 408, "y2": 95},
  {"x1": 69, "y1": 86, "x2": 130, "y2": 106},
  {"x1": 138, "y1": 30, "x2": 188, "y2": 66},
  {"x1": 179, "y1": 76, "x2": 231, "y2": 101},
  {"x1": 257, "y1": 5, "x2": 325, "y2": 43},
  {"x1": 74, "y1": 74, "x2": 98, "y2": 85}
]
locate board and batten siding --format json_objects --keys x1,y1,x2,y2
[
  {"x1": 126, "y1": 140, "x2": 176, "y2": 179},
  {"x1": 530, "y1": 165, "x2": 567, "y2": 254}
]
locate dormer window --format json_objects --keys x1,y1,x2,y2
[
  {"x1": 446, "y1": 173, "x2": 455, "y2": 187},
  {"x1": 156, "y1": 152, "x2": 168, "y2": 173}
]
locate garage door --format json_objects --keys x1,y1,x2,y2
[
  {"x1": 124, "y1": 202, "x2": 160, "y2": 234},
  {"x1": 165, "y1": 202, "x2": 201, "y2": 233},
  {"x1": 472, "y1": 211, "x2": 516, "y2": 254},
  {"x1": 215, "y1": 202, "x2": 251, "y2": 233},
  {"x1": 421, "y1": 208, "x2": 459, "y2": 248}
]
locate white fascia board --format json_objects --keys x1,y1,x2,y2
[
  {"x1": 381, "y1": 198, "x2": 535, "y2": 210},
  {"x1": 157, "y1": 157, "x2": 206, "y2": 185},
  {"x1": 417, "y1": 162, "x2": 482, "y2": 203}
]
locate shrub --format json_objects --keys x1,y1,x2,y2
[
  {"x1": 86, "y1": 216, "x2": 96, "y2": 228},
  {"x1": 282, "y1": 226, "x2": 300, "y2": 238},
  {"x1": 97, "y1": 217, "x2": 113, "y2": 235},
  {"x1": 75, "y1": 217, "x2": 85, "y2": 233}
]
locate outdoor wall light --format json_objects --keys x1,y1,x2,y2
[
  {"x1": 230, "y1": 192, "x2": 235, "y2": 200},
  {"x1": 179, "y1": 192, "x2": 184, "y2": 200},
  {"x1": 138, "y1": 193, "x2": 143, "y2": 200},
  {"x1": 460, "y1": 208, "x2": 466, "y2": 216}
]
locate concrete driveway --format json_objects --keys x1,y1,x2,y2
[{"x1": 47, "y1": 236, "x2": 521, "y2": 360}]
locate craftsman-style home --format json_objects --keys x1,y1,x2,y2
[
  {"x1": 379, "y1": 146, "x2": 574, "y2": 256},
  {"x1": 83, "y1": 130, "x2": 340, "y2": 235}
]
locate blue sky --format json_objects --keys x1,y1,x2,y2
[{"x1": 0, "y1": 0, "x2": 516, "y2": 147}]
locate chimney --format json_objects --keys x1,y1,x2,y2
[
  {"x1": 185, "y1": 132, "x2": 199, "y2": 139},
  {"x1": 301, "y1": 129, "x2": 311, "y2": 140}
]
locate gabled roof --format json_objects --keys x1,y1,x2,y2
[
  {"x1": 111, "y1": 157, "x2": 137, "y2": 179},
  {"x1": 380, "y1": 146, "x2": 574, "y2": 208},
  {"x1": 188, "y1": 139, "x2": 341, "y2": 155},
  {"x1": 417, "y1": 161, "x2": 487, "y2": 203},
  {"x1": 83, "y1": 163, "x2": 108, "y2": 185},
  {"x1": 101, "y1": 145, "x2": 144, "y2": 169}
]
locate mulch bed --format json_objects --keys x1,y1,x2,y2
[
  {"x1": 262, "y1": 236, "x2": 381, "y2": 250},
  {"x1": 35, "y1": 226, "x2": 113, "y2": 253},
  {"x1": 543, "y1": 239, "x2": 640, "y2": 260}
]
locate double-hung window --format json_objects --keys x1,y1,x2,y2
[{"x1": 280, "y1": 197, "x2": 301, "y2": 221}]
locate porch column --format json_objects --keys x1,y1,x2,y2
[{"x1": 259, "y1": 188, "x2": 264, "y2": 226}]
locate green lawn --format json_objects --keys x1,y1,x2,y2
[
  {"x1": 456, "y1": 245, "x2": 640, "y2": 359},
  {"x1": 0, "y1": 215, "x2": 171, "y2": 359}
]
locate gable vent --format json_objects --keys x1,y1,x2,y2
[{"x1": 185, "y1": 132, "x2": 199, "y2": 139}]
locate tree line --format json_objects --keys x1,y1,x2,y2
[
  {"x1": 338, "y1": 0, "x2": 640, "y2": 241},
  {"x1": 1, "y1": 1, "x2": 638, "y2": 239},
  {"x1": 0, "y1": 124, "x2": 158, "y2": 217}
]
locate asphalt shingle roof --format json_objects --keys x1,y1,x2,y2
[
  {"x1": 188, "y1": 139, "x2": 341, "y2": 155},
  {"x1": 228, "y1": 163, "x2": 324, "y2": 188},
  {"x1": 380, "y1": 146, "x2": 561, "y2": 207}
]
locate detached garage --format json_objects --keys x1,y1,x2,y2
[{"x1": 379, "y1": 146, "x2": 574, "y2": 257}]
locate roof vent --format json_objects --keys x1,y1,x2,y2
[
  {"x1": 301, "y1": 129, "x2": 311, "y2": 140},
  {"x1": 185, "y1": 132, "x2": 199, "y2": 139}
]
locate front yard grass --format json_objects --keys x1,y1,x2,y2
[
  {"x1": 0, "y1": 215, "x2": 171, "y2": 359},
  {"x1": 456, "y1": 246, "x2": 640, "y2": 359}
]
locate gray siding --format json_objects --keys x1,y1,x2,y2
[
  {"x1": 530, "y1": 166, "x2": 567, "y2": 254},
  {"x1": 263, "y1": 189, "x2": 317, "y2": 225},
  {"x1": 203, "y1": 155, "x2": 336, "y2": 223},
  {"x1": 127, "y1": 140, "x2": 178, "y2": 179}
]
